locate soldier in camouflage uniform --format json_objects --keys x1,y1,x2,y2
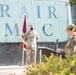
[
  {"x1": 23, "y1": 25, "x2": 39, "y2": 64},
  {"x1": 62, "y1": 24, "x2": 76, "y2": 62}
]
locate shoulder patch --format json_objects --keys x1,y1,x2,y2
[{"x1": 72, "y1": 40, "x2": 76, "y2": 45}]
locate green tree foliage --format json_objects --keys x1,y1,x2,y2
[
  {"x1": 68, "y1": 0, "x2": 76, "y2": 5},
  {"x1": 24, "y1": 54, "x2": 76, "y2": 75}
]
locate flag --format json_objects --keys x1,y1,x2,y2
[{"x1": 22, "y1": 15, "x2": 27, "y2": 51}]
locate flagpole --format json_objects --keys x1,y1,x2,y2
[
  {"x1": 22, "y1": 43, "x2": 24, "y2": 65},
  {"x1": 22, "y1": 15, "x2": 27, "y2": 65}
]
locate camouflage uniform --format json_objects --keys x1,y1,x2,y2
[
  {"x1": 62, "y1": 24, "x2": 76, "y2": 62},
  {"x1": 23, "y1": 28, "x2": 39, "y2": 64},
  {"x1": 63, "y1": 36, "x2": 76, "y2": 61}
]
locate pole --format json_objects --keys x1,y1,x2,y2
[
  {"x1": 31, "y1": 0, "x2": 37, "y2": 63},
  {"x1": 56, "y1": 39, "x2": 59, "y2": 56},
  {"x1": 22, "y1": 43, "x2": 24, "y2": 65}
]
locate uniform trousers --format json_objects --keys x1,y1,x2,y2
[{"x1": 26, "y1": 47, "x2": 36, "y2": 64}]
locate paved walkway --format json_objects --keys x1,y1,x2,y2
[{"x1": 0, "y1": 65, "x2": 25, "y2": 75}]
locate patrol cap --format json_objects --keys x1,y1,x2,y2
[
  {"x1": 65, "y1": 24, "x2": 75, "y2": 31},
  {"x1": 30, "y1": 24, "x2": 34, "y2": 28}
]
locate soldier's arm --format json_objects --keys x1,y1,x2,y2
[
  {"x1": 36, "y1": 32, "x2": 39, "y2": 41},
  {"x1": 23, "y1": 33, "x2": 27, "y2": 42},
  {"x1": 59, "y1": 43, "x2": 70, "y2": 58},
  {"x1": 70, "y1": 37, "x2": 76, "y2": 52}
]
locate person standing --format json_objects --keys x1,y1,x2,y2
[
  {"x1": 23, "y1": 24, "x2": 39, "y2": 64},
  {"x1": 61, "y1": 24, "x2": 76, "y2": 62}
]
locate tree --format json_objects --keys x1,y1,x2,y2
[{"x1": 68, "y1": 0, "x2": 76, "y2": 5}]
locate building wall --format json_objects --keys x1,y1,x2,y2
[
  {"x1": 0, "y1": 43, "x2": 22, "y2": 65},
  {"x1": 0, "y1": 42, "x2": 67, "y2": 65}
]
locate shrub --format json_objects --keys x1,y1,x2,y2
[{"x1": 24, "y1": 54, "x2": 76, "y2": 75}]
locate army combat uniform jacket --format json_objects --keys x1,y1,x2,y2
[
  {"x1": 23, "y1": 30, "x2": 39, "y2": 64},
  {"x1": 23, "y1": 30, "x2": 39, "y2": 50},
  {"x1": 63, "y1": 35, "x2": 76, "y2": 61}
]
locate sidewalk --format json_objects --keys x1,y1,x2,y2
[{"x1": 0, "y1": 65, "x2": 25, "y2": 75}]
